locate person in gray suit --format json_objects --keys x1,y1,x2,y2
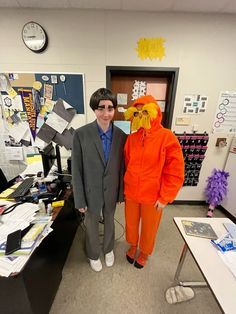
[{"x1": 72, "y1": 88, "x2": 127, "y2": 272}]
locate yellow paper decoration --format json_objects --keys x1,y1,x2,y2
[
  {"x1": 33, "y1": 81, "x2": 42, "y2": 91},
  {"x1": 136, "y1": 37, "x2": 166, "y2": 61}
]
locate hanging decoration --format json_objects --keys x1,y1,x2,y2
[
  {"x1": 132, "y1": 80, "x2": 146, "y2": 101},
  {"x1": 205, "y1": 169, "x2": 229, "y2": 217},
  {"x1": 136, "y1": 37, "x2": 166, "y2": 61},
  {"x1": 18, "y1": 88, "x2": 37, "y2": 140}
]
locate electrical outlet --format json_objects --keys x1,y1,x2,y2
[{"x1": 175, "y1": 117, "x2": 191, "y2": 125}]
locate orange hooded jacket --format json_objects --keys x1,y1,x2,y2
[{"x1": 124, "y1": 95, "x2": 184, "y2": 205}]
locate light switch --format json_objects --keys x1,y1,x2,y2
[{"x1": 175, "y1": 117, "x2": 191, "y2": 125}]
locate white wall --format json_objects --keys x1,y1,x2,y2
[{"x1": 0, "y1": 8, "x2": 235, "y2": 200}]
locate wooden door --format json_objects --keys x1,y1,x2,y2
[{"x1": 106, "y1": 66, "x2": 179, "y2": 129}]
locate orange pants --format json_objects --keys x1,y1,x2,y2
[{"x1": 125, "y1": 199, "x2": 163, "y2": 255}]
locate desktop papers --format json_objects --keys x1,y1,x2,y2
[
  {"x1": 0, "y1": 201, "x2": 53, "y2": 277},
  {"x1": 0, "y1": 225, "x2": 53, "y2": 277},
  {"x1": 0, "y1": 202, "x2": 39, "y2": 243}
]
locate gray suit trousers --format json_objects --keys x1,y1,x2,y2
[{"x1": 85, "y1": 206, "x2": 115, "y2": 260}]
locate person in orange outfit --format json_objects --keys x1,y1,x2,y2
[{"x1": 124, "y1": 95, "x2": 184, "y2": 268}]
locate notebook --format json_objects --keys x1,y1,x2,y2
[{"x1": 181, "y1": 220, "x2": 218, "y2": 239}]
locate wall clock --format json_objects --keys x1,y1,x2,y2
[{"x1": 22, "y1": 21, "x2": 48, "y2": 53}]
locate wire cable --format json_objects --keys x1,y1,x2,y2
[{"x1": 77, "y1": 212, "x2": 125, "y2": 241}]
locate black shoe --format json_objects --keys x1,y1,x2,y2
[
  {"x1": 126, "y1": 254, "x2": 134, "y2": 264},
  {"x1": 134, "y1": 261, "x2": 144, "y2": 269}
]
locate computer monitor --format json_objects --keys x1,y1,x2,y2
[
  {"x1": 55, "y1": 144, "x2": 63, "y2": 176},
  {"x1": 40, "y1": 143, "x2": 62, "y2": 177}
]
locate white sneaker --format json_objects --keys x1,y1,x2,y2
[
  {"x1": 105, "y1": 250, "x2": 115, "y2": 267},
  {"x1": 89, "y1": 258, "x2": 102, "y2": 272}
]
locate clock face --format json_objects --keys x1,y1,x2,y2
[{"x1": 22, "y1": 22, "x2": 48, "y2": 53}]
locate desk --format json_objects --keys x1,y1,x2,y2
[
  {"x1": 172, "y1": 217, "x2": 236, "y2": 314},
  {"x1": 0, "y1": 189, "x2": 80, "y2": 314}
]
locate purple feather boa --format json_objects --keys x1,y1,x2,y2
[{"x1": 205, "y1": 169, "x2": 229, "y2": 207}]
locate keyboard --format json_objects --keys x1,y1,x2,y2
[{"x1": 8, "y1": 177, "x2": 34, "y2": 199}]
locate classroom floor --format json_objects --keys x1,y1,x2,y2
[{"x1": 50, "y1": 204, "x2": 226, "y2": 314}]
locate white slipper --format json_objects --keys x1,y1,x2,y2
[{"x1": 165, "y1": 285, "x2": 194, "y2": 304}]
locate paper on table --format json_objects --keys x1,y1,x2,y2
[
  {"x1": 0, "y1": 226, "x2": 53, "y2": 276},
  {"x1": 218, "y1": 250, "x2": 236, "y2": 279},
  {"x1": 20, "y1": 160, "x2": 43, "y2": 177},
  {"x1": 0, "y1": 202, "x2": 38, "y2": 243}
]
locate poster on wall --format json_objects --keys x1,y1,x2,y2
[
  {"x1": 213, "y1": 91, "x2": 236, "y2": 133},
  {"x1": 131, "y1": 80, "x2": 146, "y2": 100},
  {"x1": 183, "y1": 95, "x2": 208, "y2": 114},
  {"x1": 0, "y1": 72, "x2": 85, "y2": 149}
]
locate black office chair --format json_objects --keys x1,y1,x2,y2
[{"x1": 0, "y1": 168, "x2": 8, "y2": 193}]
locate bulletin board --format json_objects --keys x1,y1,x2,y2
[
  {"x1": 0, "y1": 72, "x2": 85, "y2": 177},
  {"x1": 0, "y1": 71, "x2": 85, "y2": 150}
]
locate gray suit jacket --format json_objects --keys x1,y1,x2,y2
[{"x1": 72, "y1": 120, "x2": 127, "y2": 216}]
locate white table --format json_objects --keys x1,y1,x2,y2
[{"x1": 173, "y1": 217, "x2": 236, "y2": 314}]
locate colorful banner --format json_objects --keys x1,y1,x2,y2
[{"x1": 18, "y1": 88, "x2": 37, "y2": 140}]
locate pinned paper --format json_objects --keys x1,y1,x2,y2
[
  {"x1": 146, "y1": 82, "x2": 167, "y2": 100},
  {"x1": 114, "y1": 121, "x2": 131, "y2": 134},
  {"x1": 52, "y1": 98, "x2": 76, "y2": 122},
  {"x1": 5, "y1": 146, "x2": 24, "y2": 161},
  {"x1": 45, "y1": 111, "x2": 68, "y2": 134},
  {"x1": 117, "y1": 93, "x2": 128, "y2": 105},
  {"x1": 42, "y1": 75, "x2": 49, "y2": 81},
  {"x1": 2, "y1": 95, "x2": 23, "y2": 111},
  {"x1": 7, "y1": 87, "x2": 17, "y2": 98},
  {"x1": 0, "y1": 73, "x2": 11, "y2": 91},
  {"x1": 44, "y1": 84, "x2": 53, "y2": 100},
  {"x1": 51, "y1": 75, "x2": 58, "y2": 84},
  {"x1": 8, "y1": 121, "x2": 29, "y2": 143},
  {"x1": 33, "y1": 81, "x2": 42, "y2": 91},
  {"x1": 9, "y1": 73, "x2": 19, "y2": 80},
  {"x1": 118, "y1": 107, "x2": 126, "y2": 113},
  {"x1": 132, "y1": 80, "x2": 146, "y2": 100},
  {"x1": 183, "y1": 95, "x2": 208, "y2": 114}
]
